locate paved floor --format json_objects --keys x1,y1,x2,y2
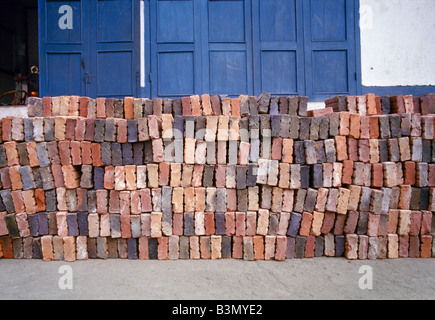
[{"x1": 0, "y1": 258, "x2": 433, "y2": 300}]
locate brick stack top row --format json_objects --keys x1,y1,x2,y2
[{"x1": 26, "y1": 92, "x2": 435, "y2": 120}]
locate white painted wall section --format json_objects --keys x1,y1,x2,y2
[{"x1": 360, "y1": 0, "x2": 435, "y2": 87}]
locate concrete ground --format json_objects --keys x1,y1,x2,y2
[{"x1": 0, "y1": 257, "x2": 433, "y2": 300}]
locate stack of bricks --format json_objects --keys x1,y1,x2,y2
[{"x1": 0, "y1": 92, "x2": 433, "y2": 262}]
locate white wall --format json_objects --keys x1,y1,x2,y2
[{"x1": 360, "y1": 0, "x2": 435, "y2": 87}]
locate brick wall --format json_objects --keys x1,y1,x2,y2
[{"x1": 0, "y1": 93, "x2": 434, "y2": 261}]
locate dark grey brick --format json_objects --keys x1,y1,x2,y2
[
  {"x1": 295, "y1": 236, "x2": 306, "y2": 259},
  {"x1": 67, "y1": 213, "x2": 79, "y2": 237},
  {"x1": 104, "y1": 118, "x2": 116, "y2": 142},
  {"x1": 287, "y1": 212, "x2": 302, "y2": 238},
  {"x1": 110, "y1": 142, "x2": 122, "y2": 166},
  {"x1": 45, "y1": 190, "x2": 57, "y2": 212},
  {"x1": 94, "y1": 119, "x2": 105, "y2": 142},
  {"x1": 16, "y1": 143, "x2": 30, "y2": 166},
  {"x1": 122, "y1": 143, "x2": 134, "y2": 165},
  {"x1": 5, "y1": 214, "x2": 20, "y2": 238},
  {"x1": 20, "y1": 166, "x2": 35, "y2": 190},
  {"x1": 28, "y1": 214, "x2": 39, "y2": 237},
  {"x1": 127, "y1": 238, "x2": 138, "y2": 260},
  {"x1": 127, "y1": 119, "x2": 138, "y2": 143},
  {"x1": 215, "y1": 212, "x2": 226, "y2": 235}
]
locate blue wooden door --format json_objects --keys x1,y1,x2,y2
[
  {"x1": 252, "y1": 0, "x2": 305, "y2": 96},
  {"x1": 303, "y1": 0, "x2": 359, "y2": 101},
  {"x1": 39, "y1": 0, "x2": 140, "y2": 98},
  {"x1": 39, "y1": 0, "x2": 88, "y2": 97},
  {"x1": 202, "y1": 0, "x2": 253, "y2": 96},
  {"x1": 88, "y1": 0, "x2": 140, "y2": 98},
  {"x1": 149, "y1": 0, "x2": 253, "y2": 98},
  {"x1": 149, "y1": 0, "x2": 202, "y2": 98}
]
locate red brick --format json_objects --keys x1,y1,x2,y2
[
  {"x1": 409, "y1": 211, "x2": 422, "y2": 236},
  {"x1": 420, "y1": 235, "x2": 433, "y2": 258},
  {"x1": 347, "y1": 138, "x2": 358, "y2": 161},
  {"x1": 282, "y1": 139, "x2": 294, "y2": 163},
  {"x1": 366, "y1": 93, "x2": 378, "y2": 115},
  {"x1": 74, "y1": 118, "x2": 86, "y2": 141},
  {"x1": 421, "y1": 211, "x2": 432, "y2": 235},
  {"x1": 349, "y1": 114, "x2": 361, "y2": 139},
  {"x1": 121, "y1": 214, "x2": 132, "y2": 238},
  {"x1": 191, "y1": 95, "x2": 201, "y2": 116},
  {"x1": 70, "y1": 141, "x2": 82, "y2": 165},
  {"x1": 124, "y1": 97, "x2": 135, "y2": 120},
  {"x1": 62, "y1": 165, "x2": 81, "y2": 189},
  {"x1": 22, "y1": 190, "x2": 36, "y2": 214},
  {"x1": 51, "y1": 164, "x2": 65, "y2": 188},
  {"x1": 42, "y1": 97, "x2": 52, "y2": 117},
  {"x1": 372, "y1": 163, "x2": 383, "y2": 188},
  {"x1": 231, "y1": 98, "x2": 241, "y2": 117},
  {"x1": 35, "y1": 189, "x2": 46, "y2": 213},
  {"x1": 299, "y1": 212, "x2": 313, "y2": 237},
  {"x1": 201, "y1": 94, "x2": 213, "y2": 116},
  {"x1": 96, "y1": 98, "x2": 106, "y2": 119},
  {"x1": 367, "y1": 213, "x2": 380, "y2": 237},
  {"x1": 11, "y1": 190, "x2": 25, "y2": 214},
  {"x1": 116, "y1": 119, "x2": 128, "y2": 143},
  {"x1": 65, "y1": 118, "x2": 76, "y2": 141},
  {"x1": 335, "y1": 136, "x2": 348, "y2": 161},
  {"x1": 305, "y1": 235, "x2": 316, "y2": 258},
  {"x1": 235, "y1": 212, "x2": 246, "y2": 237},
  {"x1": 253, "y1": 236, "x2": 265, "y2": 260},
  {"x1": 369, "y1": 116, "x2": 379, "y2": 139},
  {"x1": 182, "y1": 97, "x2": 192, "y2": 116},
  {"x1": 265, "y1": 236, "x2": 276, "y2": 260},
  {"x1": 204, "y1": 212, "x2": 215, "y2": 236},
  {"x1": 4, "y1": 141, "x2": 19, "y2": 166},
  {"x1": 307, "y1": 107, "x2": 333, "y2": 118},
  {"x1": 79, "y1": 141, "x2": 92, "y2": 165},
  {"x1": 271, "y1": 137, "x2": 283, "y2": 161},
  {"x1": 140, "y1": 189, "x2": 152, "y2": 213},
  {"x1": 79, "y1": 97, "x2": 89, "y2": 118},
  {"x1": 9, "y1": 166, "x2": 23, "y2": 191},
  {"x1": 360, "y1": 116, "x2": 370, "y2": 140},
  {"x1": 91, "y1": 143, "x2": 103, "y2": 167},
  {"x1": 404, "y1": 161, "x2": 416, "y2": 186},
  {"x1": 172, "y1": 213, "x2": 184, "y2": 236},
  {"x1": 225, "y1": 212, "x2": 235, "y2": 236},
  {"x1": 342, "y1": 160, "x2": 354, "y2": 185},
  {"x1": 2, "y1": 118, "x2": 12, "y2": 142},
  {"x1": 58, "y1": 141, "x2": 72, "y2": 165},
  {"x1": 339, "y1": 112, "x2": 350, "y2": 136},
  {"x1": 156, "y1": 237, "x2": 169, "y2": 260}
]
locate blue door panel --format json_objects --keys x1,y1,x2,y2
[
  {"x1": 259, "y1": 0, "x2": 297, "y2": 42},
  {"x1": 39, "y1": 0, "x2": 139, "y2": 98},
  {"x1": 90, "y1": 0, "x2": 139, "y2": 98},
  {"x1": 253, "y1": 0, "x2": 304, "y2": 96},
  {"x1": 312, "y1": 50, "x2": 349, "y2": 93},
  {"x1": 157, "y1": 0, "x2": 195, "y2": 43},
  {"x1": 45, "y1": 0, "x2": 82, "y2": 44},
  {"x1": 97, "y1": 51, "x2": 134, "y2": 97},
  {"x1": 158, "y1": 52, "x2": 195, "y2": 96},
  {"x1": 261, "y1": 51, "x2": 298, "y2": 95},
  {"x1": 206, "y1": 0, "x2": 252, "y2": 95},
  {"x1": 97, "y1": 0, "x2": 133, "y2": 43},
  {"x1": 311, "y1": 0, "x2": 347, "y2": 41},
  {"x1": 46, "y1": 53, "x2": 83, "y2": 96},
  {"x1": 151, "y1": 0, "x2": 201, "y2": 97},
  {"x1": 210, "y1": 51, "x2": 248, "y2": 95},
  {"x1": 208, "y1": 0, "x2": 246, "y2": 43},
  {"x1": 304, "y1": 0, "x2": 357, "y2": 101}
]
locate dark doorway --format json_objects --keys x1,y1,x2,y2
[{"x1": 0, "y1": 0, "x2": 38, "y2": 105}]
